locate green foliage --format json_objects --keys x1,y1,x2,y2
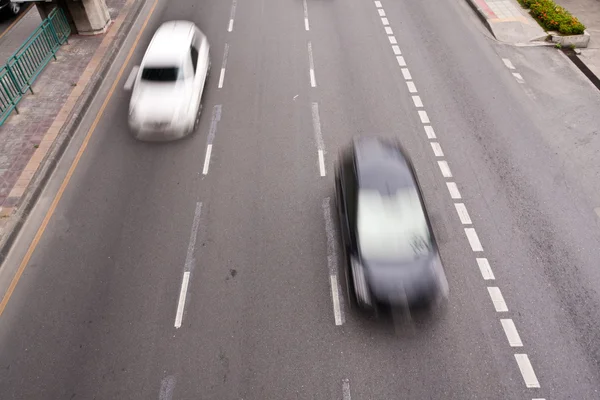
[{"x1": 516, "y1": 0, "x2": 585, "y2": 35}]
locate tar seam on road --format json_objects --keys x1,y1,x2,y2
[
  {"x1": 371, "y1": 0, "x2": 542, "y2": 393},
  {"x1": 308, "y1": 41, "x2": 317, "y2": 87},
  {"x1": 0, "y1": 0, "x2": 162, "y2": 318},
  {"x1": 323, "y1": 197, "x2": 344, "y2": 325},
  {"x1": 303, "y1": 0, "x2": 310, "y2": 31},
  {"x1": 203, "y1": 105, "x2": 222, "y2": 175},
  {"x1": 158, "y1": 375, "x2": 176, "y2": 400},
  {"x1": 311, "y1": 102, "x2": 326, "y2": 176},
  {"x1": 228, "y1": 0, "x2": 237, "y2": 32},
  {"x1": 218, "y1": 44, "x2": 229, "y2": 89},
  {"x1": 175, "y1": 202, "x2": 203, "y2": 328}
]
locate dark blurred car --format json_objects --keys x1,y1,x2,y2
[
  {"x1": 334, "y1": 137, "x2": 448, "y2": 312},
  {"x1": 0, "y1": 0, "x2": 22, "y2": 16}
]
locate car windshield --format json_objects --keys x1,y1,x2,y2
[
  {"x1": 141, "y1": 66, "x2": 181, "y2": 82},
  {"x1": 357, "y1": 187, "x2": 431, "y2": 263}
]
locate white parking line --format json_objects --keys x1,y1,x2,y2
[
  {"x1": 487, "y1": 286, "x2": 508, "y2": 312},
  {"x1": 465, "y1": 227, "x2": 483, "y2": 251},
  {"x1": 501, "y1": 319, "x2": 523, "y2": 347},
  {"x1": 303, "y1": 0, "x2": 310, "y2": 30},
  {"x1": 323, "y1": 198, "x2": 344, "y2": 325},
  {"x1": 342, "y1": 378, "x2": 351, "y2": 400},
  {"x1": 502, "y1": 58, "x2": 515, "y2": 70},
  {"x1": 515, "y1": 354, "x2": 540, "y2": 388},
  {"x1": 202, "y1": 105, "x2": 222, "y2": 175},
  {"x1": 430, "y1": 142, "x2": 444, "y2": 157},
  {"x1": 312, "y1": 102, "x2": 326, "y2": 176},
  {"x1": 454, "y1": 203, "x2": 472, "y2": 224},
  {"x1": 218, "y1": 44, "x2": 229, "y2": 89},
  {"x1": 446, "y1": 182, "x2": 461, "y2": 199},
  {"x1": 123, "y1": 66, "x2": 138, "y2": 90},
  {"x1": 437, "y1": 160, "x2": 452, "y2": 177},
  {"x1": 476, "y1": 258, "x2": 495, "y2": 280},
  {"x1": 308, "y1": 41, "x2": 317, "y2": 87},
  {"x1": 228, "y1": 0, "x2": 237, "y2": 32}
]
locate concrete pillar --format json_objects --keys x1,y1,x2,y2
[{"x1": 37, "y1": 0, "x2": 111, "y2": 36}]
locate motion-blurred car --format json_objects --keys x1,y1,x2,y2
[
  {"x1": 334, "y1": 137, "x2": 448, "y2": 312},
  {"x1": 0, "y1": 0, "x2": 23, "y2": 16},
  {"x1": 128, "y1": 20, "x2": 210, "y2": 141}
]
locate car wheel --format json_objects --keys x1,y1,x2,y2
[{"x1": 9, "y1": 2, "x2": 20, "y2": 15}]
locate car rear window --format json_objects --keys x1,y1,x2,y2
[{"x1": 141, "y1": 67, "x2": 180, "y2": 82}]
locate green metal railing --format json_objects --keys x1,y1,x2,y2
[{"x1": 0, "y1": 7, "x2": 71, "y2": 125}]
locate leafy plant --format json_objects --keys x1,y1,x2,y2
[{"x1": 516, "y1": 0, "x2": 585, "y2": 35}]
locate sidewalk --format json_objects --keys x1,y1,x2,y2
[{"x1": 0, "y1": 0, "x2": 144, "y2": 261}]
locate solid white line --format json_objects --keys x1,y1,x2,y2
[
  {"x1": 174, "y1": 271, "x2": 191, "y2": 328},
  {"x1": 407, "y1": 81, "x2": 417, "y2": 93},
  {"x1": 389, "y1": 36, "x2": 397, "y2": 45},
  {"x1": 438, "y1": 160, "x2": 452, "y2": 177},
  {"x1": 446, "y1": 181, "x2": 461, "y2": 199},
  {"x1": 430, "y1": 142, "x2": 444, "y2": 157},
  {"x1": 487, "y1": 287, "x2": 508, "y2": 312},
  {"x1": 512, "y1": 72, "x2": 524, "y2": 83},
  {"x1": 385, "y1": 26, "x2": 393, "y2": 35},
  {"x1": 374, "y1": 0, "x2": 382, "y2": 7},
  {"x1": 418, "y1": 110, "x2": 429, "y2": 123},
  {"x1": 228, "y1": 0, "x2": 237, "y2": 32},
  {"x1": 330, "y1": 275, "x2": 343, "y2": 325},
  {"x1": 202, "y1": 144, "x2": 212, "y2": 175},
  {"x1": 424, "y1": 125, "x2": 436, "y2": 138},
  {"x1": 218, "y1": 44, "x2": 229, "y2": 89},
  {"x1": 501, "y1": 319, "x2": 523, "y2": 347},
  {"x1": 396, "y1": 55, "x2": 406, "y2": 66},
  {"x1": 185, "y1": 202, "x2": 203, "y2": 270},
  {"x1": 207, "y1": 105, "x2": 222, "y2": 144},
  {"x1": 378, "y1": 8, "x2": 386, "y2": 16},
  {"x1": 311, "y1": 102, "x2": 325, "y2": 150},
  {"x1": 502, "y1": 58, "x2": 515, "y2": 69},
  {"x1": 308, "y1": 42, "x2": 316, "y2": 87},
  {"x1": 476, "y1": 258, "x2": 495, "y2": 280},
  {"x1": 392, "y1": 45, "x2": 401, "y2": 55},
  {"x1": 401, "y1": 68, "x2": 412, "y2": 80},
  {"x1": 515, "y1": 354, "x2": 540, "y2": 388},
  {"x1": 123, "y1": 66, "x2": 138, "y2": 90},
  {"x1": 303, "y1": 0, "x2": 310, "y2": 30},
  {"x1": 454, "y1": 203, "x2": 472, "y2": 224},
  {"x1": 465, "y1": 227, "x2": 483, "y2": 251},
  {"x1": 318, "y1": 150, "x2": 326, "y2": 177},
  {"x1": 382, "y1": 17, "x2": 389, "y2": 25},
  {"x1": 412, "y1": 95, "x2": 423, "y2": 108},
  {"x1": 342, "y1": 378, "x2": 351, "y2": 400}
]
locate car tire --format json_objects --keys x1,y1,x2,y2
[{"x1": 9, "y1": 2, "x2": 20, "y2": 15}]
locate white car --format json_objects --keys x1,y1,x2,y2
[{"x1": 128, "y1": 21, "x2": 210, "y2": 141}]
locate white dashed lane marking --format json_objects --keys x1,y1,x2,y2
[
  {"x1": 501, "y1": 319, "x2": 523, "y2": 347},
  {"x1": 123, "y1": 66, "x2": 139, "y2": 90},
  {"x1": 303, "y1": 0, "x2": 310, "y2": 31},
  {"x1": 488, "y1": 287, "x2": 508, "y2": 312},
  {"x1": 202, "y1": 105, "x2": 222, "y2": 175},
  {"x1": 476, "y1": 258, "x2": 495, "y2": 280},
  {"x1": 323, "y1": 198, "x2": 344, "y2": 326},
  {"x1": 342, "y1": 378, "x2": 351, "y2": 400},
  {"x1": 372, "y1": 2, "x2": 543, "y2": 394},
  {"x1": 311, "y1": 102, "x2": 326, "y2": 177},
  {"x1": 218, "y1": 43, "x2": 229, "y2": 89},
  {"x1": 308, "y1": 41, "x2": 317, "y2": 87},
  {"x1": 228, "y1": 0, "x2": 237, "y2": 32},
  {"x1": 515, "y1": 354, "x2": 541, "y2": 388}
]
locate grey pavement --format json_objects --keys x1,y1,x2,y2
[{"x1": 1, "y1": 0, "x2": 600, "y2": 399}]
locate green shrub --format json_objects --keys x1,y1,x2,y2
[{"x1": 515, "y1": 0, "x2": 585, "y2": 35}]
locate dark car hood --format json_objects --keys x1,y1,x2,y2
[{"x1": 364, "y1": 254, "x2": 437, "y2": 303}]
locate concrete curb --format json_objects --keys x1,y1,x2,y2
[
  {"x1": 464, "y1": 0, "x2": 495, "y2": 38},
  {"x1": 0, "y1": 0, "x2": 145, "y2": 265},
  {"x1": 562, "y1": 48, "x2": 600, "y2": 91}
]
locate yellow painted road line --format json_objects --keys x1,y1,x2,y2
[
  {"x1": 0, "y1": 0, "x2": 160, "y2": 317},
  {"x1": 0, "y1": 4, "x2": 34, "y2": 42}
]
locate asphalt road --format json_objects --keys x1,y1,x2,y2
[{"x1": 1, "y1": 0, "x2": 600, "y2": 398}]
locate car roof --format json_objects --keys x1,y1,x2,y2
[
  {"x1": 352, "y1": 137, "x2": 416, "y2": 194},
  {"x1": 143, "y1": 21, "x2": 197, "y2": 66}
]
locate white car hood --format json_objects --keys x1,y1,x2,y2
[{"x1": 130, "y1": 81, "x2": 191, "y2": 122}]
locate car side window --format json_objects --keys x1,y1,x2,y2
[{"x1": 190, "y1": 45, "x2": 199, "y2": 74}]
